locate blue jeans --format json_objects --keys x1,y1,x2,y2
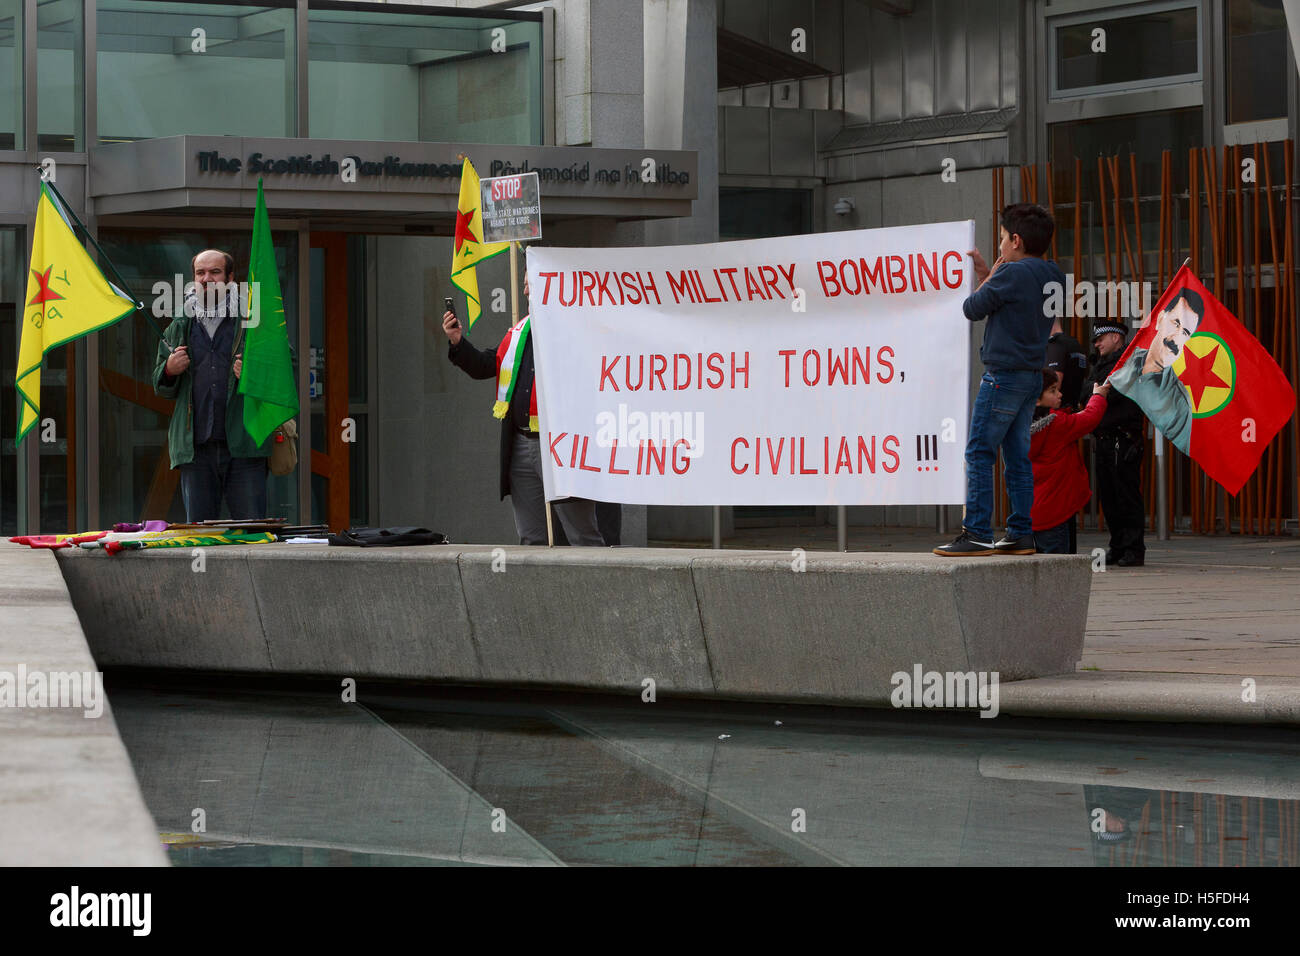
[
  {"x1": 179, "y1": 441, "x2": 269, "y2": 522},
  {"x1": 963, "y1": 369, "x2": 1039, "y2": 541}
]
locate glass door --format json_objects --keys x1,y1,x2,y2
[{"x1": 308, "y1": 233, "x2": 354, "y2": 530}]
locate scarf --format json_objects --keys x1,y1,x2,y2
[
  {"x1": 492, "y1": 316, "x2": 539, "y2": 432},
  {"x1": 185, "y1": 288, "x2": 240, "y2": 339}
]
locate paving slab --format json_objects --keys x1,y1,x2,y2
[
  {"x1": 0, "y1": 542, "x2": 166, "y2": 866},
  {"x1": 668, "y1": 526, "x2": 1300, "y2": 725}
]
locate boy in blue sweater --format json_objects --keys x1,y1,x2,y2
[{"x1": 935, "y1": 203, "x2": 1064, "y2": 556}]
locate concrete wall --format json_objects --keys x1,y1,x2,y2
[{"x1": 56, "y1": 544, "x2": 1092, "y2": 703}]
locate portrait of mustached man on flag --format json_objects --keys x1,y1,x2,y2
[
  {"x1": 450, "y1": 158, "x2": 509, "y2": 331},
  {"x1": 1107, "y1": 265, "x2": 1295, "y2": 494}
]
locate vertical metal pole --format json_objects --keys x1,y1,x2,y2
[
  {"x1": 711, "y1": 505, "x2": 721, "y2": 549},
  {"x1": 295, "y1": 0, "x2": 308, "y2": 136},
  {"x1": 512, "y1": 241, "x2": 546, "y2": 545},
  {"x1": 836, "y1": 504, "x2": 846, "y2": 551},
  {"x1": 15, "y1": 0, "x2": 36, "y2": 533},
  {"x1": 1087, "y1": 198, "x2": 1098, "y2": 532},
  {"x1": 22, "y1": 0, "x2": 35, "y2": 152},
  {"x1": 297, "y1": 224, "x2": 310, "y2": 525},
  {"x1": 1089, "y1": 437, "x2": 1098, "y2": 531},
  {"x1": 1155, "y1": 428, "x2": 1169, "y2": 540},
  {"x1": 83, "y1": 0, "x2": 98, "y2": 531},
  {"x1": 936, "y1": 504, "x2": 948, "y2": 535}
]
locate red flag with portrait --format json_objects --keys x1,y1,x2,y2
[{"x1": 1109, "y1": 266, "x2": 1294, "y2": 495}]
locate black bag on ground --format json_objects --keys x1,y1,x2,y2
[{"x1": 327, "y1": 527, "x2": 449, "y2": 547}]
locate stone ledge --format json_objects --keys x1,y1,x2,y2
[{"x1": 56, "y1": 544, "x2": 1091, "y2": 706}]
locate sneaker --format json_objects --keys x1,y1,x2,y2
[
  {"x1": 994, "y1": 534, "x2": 1036, "y2": 555},
  {"x1": 1116, "y1": 552, "x2": 1145, "y2": 567},
  {"x1": 933, "y1": 530, "x2": 995, "y2": 556}
]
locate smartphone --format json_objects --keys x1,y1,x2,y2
[{"x1": 444, "y1": 296, "x2": 460, "y2": 329}]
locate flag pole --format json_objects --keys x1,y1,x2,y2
[
  {"x1": 42, "y1": 178, "x2": 142, "y2": 307},
  {"x1": 514, "y1": 238, "x2": 554, "y2": 546}
]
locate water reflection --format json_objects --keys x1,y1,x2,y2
[{"x1": 110, "y1": 684, "x2": 1300, "y2": 867}]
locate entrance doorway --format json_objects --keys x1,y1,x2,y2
[{"x1": 308, "y1": 233, "x2": 372, "y2": 531}]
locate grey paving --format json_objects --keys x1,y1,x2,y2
[
  {"x1": 674, "y1": 526, "x2": 1300, "y2": 725},
  {"x1": 0, "y1": 542, "x2": 166, "y2": 866}
]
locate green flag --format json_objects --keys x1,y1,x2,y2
[{"x1": 239, "y1": 179, "x2": 298, "y2": 446}]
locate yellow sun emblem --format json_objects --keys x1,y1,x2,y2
[{"x1": 1172, "y1": 332, "x2": 1235, "y2": 418}]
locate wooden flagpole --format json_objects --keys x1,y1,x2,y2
[{"x1": 513, "y1": 239, "x2": 554, "y2": 547}]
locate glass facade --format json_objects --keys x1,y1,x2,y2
[
  {"x1": 1, "y1": 227, "x2": 21, "y2": 535},
  {"x1": 38, "y1": 0, "x2": 84, "y2": 150},
  {"x1": 2, "y1": 1, "x2": 546, "y2": 533},
  {"x1": 720, "y1": 188, "x2": 812, "y2": 241},
  {"x1": 1, "y1": 0, "x2": 21, "y2": 149},
  {"x1": 97, "y1": 0, "x2": 296, "y2": 143},
  {"x1": 1053, "y1": 4, "x2": 1199, "y2": 96},
  {"x1": 96, "y1": 228, "x2": 299, "y2": 524},
  {"x1": 308, "y1": 2, "x2": 543, "y2": 144},
  {"x1": 1048, "y1": 107, "x2": 1203, "y2": 262},
  {"x1": 1226, "y1": 0, "x2": 1289, "y2": 125}
]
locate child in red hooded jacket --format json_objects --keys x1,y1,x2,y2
[{"x1": 1031, "y1": 370, "x2": 1112, "y2": 554}]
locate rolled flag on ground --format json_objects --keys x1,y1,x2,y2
[{"x1": 1107, "y1": 264, "x2": 1296, "y2": 494}]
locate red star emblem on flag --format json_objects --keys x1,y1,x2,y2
[
  {"x1": 1179, "y1": 342, "x2": 1230, "y2": 408},
  {"x1": 28, "y1": 265, "x2": 65, "y2": 318},
  {"x1": 454, "y1": 208, "x2": 478, "y2": 256}
]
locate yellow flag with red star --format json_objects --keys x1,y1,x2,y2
[
  {"x1": 450, "y1": 158, "x2": 509, "y2": 332},
  {"x1": 17, "y1": 183, "x2": 134, "y2": 443}
]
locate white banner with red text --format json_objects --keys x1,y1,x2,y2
[{"x1": 526, "y1": 220, "x2": 975, "y2": 506}]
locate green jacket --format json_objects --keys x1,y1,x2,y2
[{"x1": 152, "y1": 315, "x2": 272, "y2": 469}]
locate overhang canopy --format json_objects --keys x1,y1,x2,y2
[{"x1": 90, "y1": 136, "x2": 698, "y2": 229}]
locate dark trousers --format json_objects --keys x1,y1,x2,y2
[
  {"x1": 508, "y1": 432, "x2": 605, "y2": 546},
  {"x1": 1094, "y1": 432, "x2": 1145, "y2": 559},
  {"x1": 179, "y1": 441, "x2": 269, "y2": 522},
  {"x1": 1035, "y1": 516, "x2": 1077, "y2": 554}
]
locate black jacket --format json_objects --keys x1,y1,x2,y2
[
  {"x1": 1085, "y1": 350, "x2": 1145, "y2": 436},
  {"x1": 1046, "y1": 331, "x2": 1088, "y2": 410},
  {"x1": 448, "y1": 331, "x2": 536, "y2": 500}
]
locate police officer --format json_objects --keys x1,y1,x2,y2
[
  {"x1": 1046, "y1": 316, "x2": 1089, "y2": 411},
  {"x1": 1084, "y1": 321, "x2": 1145, "y2": 567}
]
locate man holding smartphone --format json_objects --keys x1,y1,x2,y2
[{"x1": 441, "y1": 275, "x2": 605, "y2": 546}]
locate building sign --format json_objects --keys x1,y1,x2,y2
[
  {"x1": 480, "y1": 172, "x2": 542, "y2": 243},
  {"x1": 527, "y1": 221, "x2": 975, "y2": 507},
  {"x1": 90, "y1": 137, "x2": 699, "y2": 217},
  {"x1": 193, "y1": 150, "x2": 691, "y2": 188}
]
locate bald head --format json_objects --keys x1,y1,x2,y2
[{"x1": 192, "y1": 249, "x2": 235, "y2": 289}]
